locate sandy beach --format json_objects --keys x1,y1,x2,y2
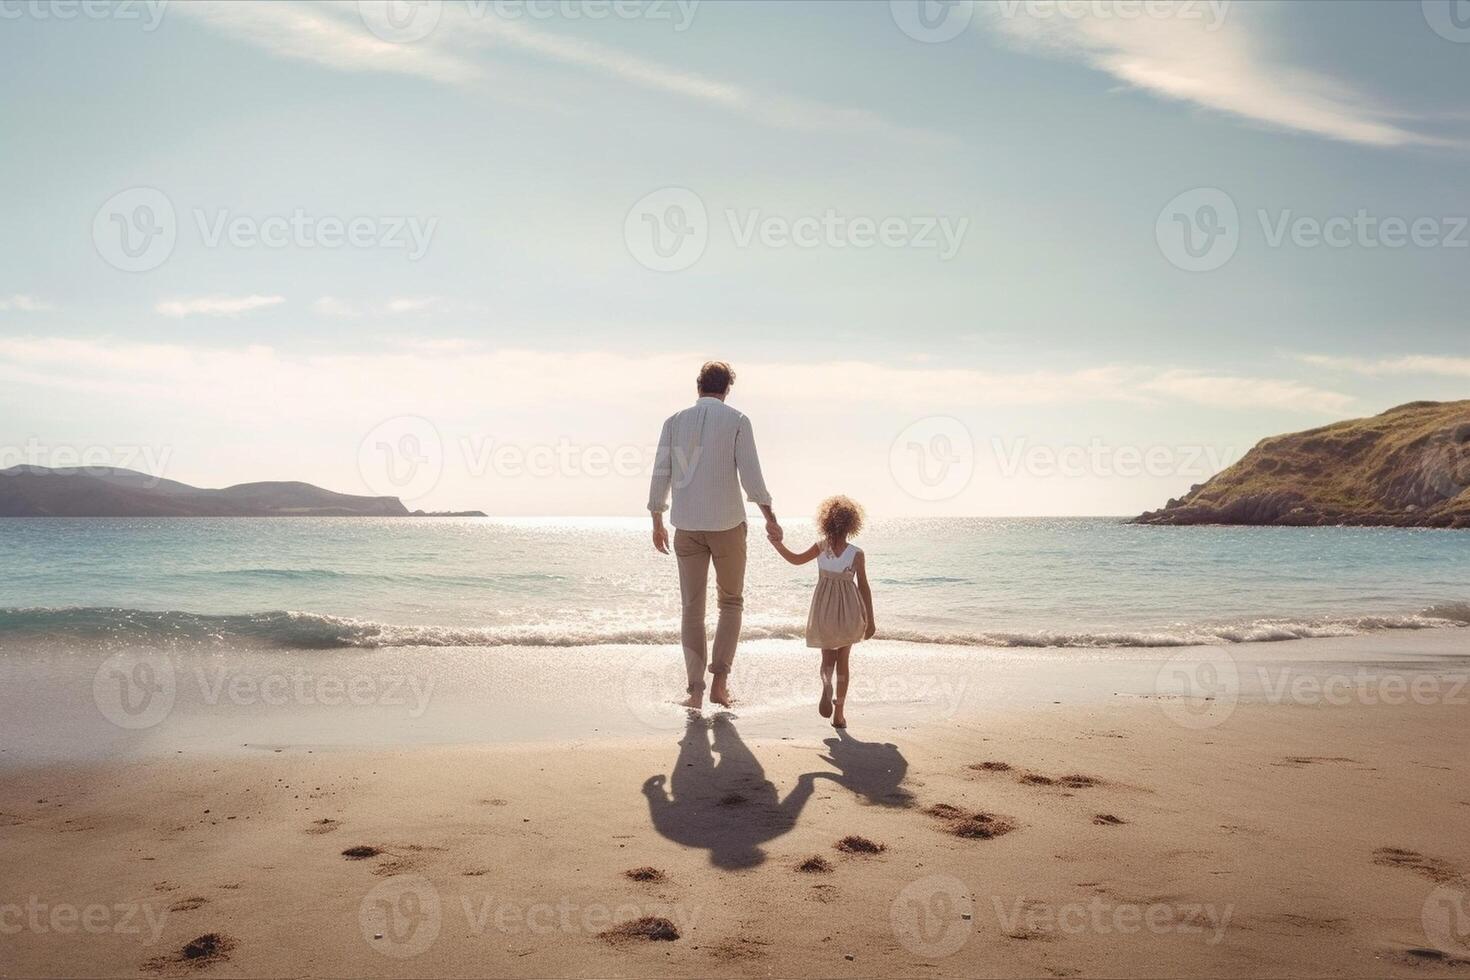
[{"x1": 3, "y1": 631, "x2": 1469, "y2": 978}]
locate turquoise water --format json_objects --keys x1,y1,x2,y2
[{"x1": 0, "y1": 517, "x2": 1467, "y2": 651}]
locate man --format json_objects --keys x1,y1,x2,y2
[{"x1": 649, "y1": 361, "x2": 782, "y2": 708}]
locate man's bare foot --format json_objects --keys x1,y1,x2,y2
[
  {"x1": 819, "y1": 677, "x2": 833, "y2": 718},
  {"x1": 678, "y1": 694, "x2": 703, "y2": 709},
  {"x1": 709, "y1": 682, "x2": 733, "y2": 708},
  {"x1": 831, "y1": 703, "x2": 846, "y2": 729}
]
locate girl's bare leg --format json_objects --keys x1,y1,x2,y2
[
  {"x1": 819, "y1": 649, "x2": 838, "y2": 718},
  {"x1": 832, "y1": 646, "x2": 851, "y2": 728}
]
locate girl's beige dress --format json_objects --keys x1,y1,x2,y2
[{"x1": 805, "y1": 542, "x2": 867, "y2": 649}]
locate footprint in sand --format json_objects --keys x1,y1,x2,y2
[
  {"x1": 168, "y1": 896, "x2": 209, "y2": 912},
  {"x1": 305, "y1": 818, "x2": 340, "y2": 835},
  {"x1": 598, "y1": 917, "x2": 680, "y2": 944},
  {"x1": 925, "y1": 803, "x2": 1018, "y2": 840},
  {"x1": 624, "y1": 866, "x2": 667, "y2": 883},
  {"x1": 144, "y1": 933, "x2": 236, "y2": 973},
  {"x1": 1022, "y1": 772, "x2": 1103, "y2": 789},
  {"x1": 1373, "y1": 847, "x2": 1463, "y2": 884},
  {"x1": 706, "y1": 936, "x2": 772, "y2": 961}
]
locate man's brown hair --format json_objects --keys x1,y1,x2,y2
[{"x1": 697, "y1": 361, "x2": 736, "y2": 395}]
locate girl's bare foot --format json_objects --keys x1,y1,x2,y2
[
  {"x1": 819, "y1": 677, "x2": 833, "y2": 718},
  {"x1": 832, "y1": 703, "x2": 846, "y2": 729}
]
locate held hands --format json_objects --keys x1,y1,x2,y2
[{"x1": 765, "y1": 518, "x2": 783, "y2": 544}]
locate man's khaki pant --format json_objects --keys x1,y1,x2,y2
[{"x1": 673, "y1": 523, "x2": 747, "y2": 695}]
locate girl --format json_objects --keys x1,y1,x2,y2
[{"x1": 769, "y1": 495, "x2": 876, "y2": 728}]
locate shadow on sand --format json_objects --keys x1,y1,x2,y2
[
  {"x1": 641, "y1": 714, "x2": 910, "y2": 869},
  {"x1": 818, "y1": 729, "x2": 915, "y2": 808}
]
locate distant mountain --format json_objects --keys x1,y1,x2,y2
[
  {"x1": 1134, "y1": 400, "x2": 1470, "y2": 528},
  {"x1": 0, "y1": 466, "x2": 414, "y2": 517}
]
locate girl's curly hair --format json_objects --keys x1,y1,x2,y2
[{"x1": 816, "y1": 495, "x2": 865, "y2": 542}]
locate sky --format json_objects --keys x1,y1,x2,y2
[{"x1": 1, "y1": 0, "x2": 1468, "y2": 517}]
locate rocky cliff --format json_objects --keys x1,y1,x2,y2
[{"x1": 1133, "y1": 401, "x2": 1470, "y2": 528}]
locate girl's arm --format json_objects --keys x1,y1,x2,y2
[
  {"x1": 771, "y1": 538, "x2": 820, "y2": 565},
  {"x1": 855, "y1": 550, "x2": 877, "y2": 639}
]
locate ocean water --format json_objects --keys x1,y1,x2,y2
[{"x1": 1, "y1": 517, "x2": 1468, "y2": 652}]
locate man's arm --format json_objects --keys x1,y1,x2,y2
[
  {"x1": 649, "y1": 417, "x2": 673, "y2": 554},
  {"x1": 735, "y1": 416, "x2": 781, "y2": 541}
]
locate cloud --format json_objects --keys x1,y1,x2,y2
[
  {"x1": 384, "y1": 297, "x2": 443, "y2": 314},
  {"x1": 0, "y1": 337, "x2": 1352, "y2": 423},
  {"x1": 980, "y1": 2, "x2": 1450, "y2": 148},
  {"x1": 155, "y1": 295, "x2": 285, "y2": 318},
  {"x1": 1298, "y1": 353, "x2": 1470, "y2": 378},
  {"x1": 174, "y1": 0, "x2": 483, "y2": 84},
  {"x1": 1139, "y1": 369, "x2": 1355, "y2": 415},
  {"x1": 176, "y1": 0, "x2": 923, "y2": 139},
  {"x1": 0, "y1": 294, "x2": 56, "y2": 312}
]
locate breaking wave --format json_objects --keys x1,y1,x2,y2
[{"x1": 1, "y1": 604, "x2": 1466, "y2": 651}]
